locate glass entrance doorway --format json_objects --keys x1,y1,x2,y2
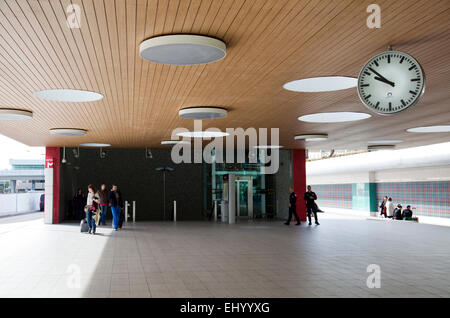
[{"x1": 235, "y1": 176, "x2": 253, "y2": 219}]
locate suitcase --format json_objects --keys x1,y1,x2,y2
[
  {"x1": 80, "y1": 218, "x2": 89, "y2": 233},
  {"x1": 118, "y1": 210, "x2": 124, "y2": 229}
]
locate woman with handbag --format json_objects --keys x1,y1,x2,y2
[{"x1": 86, "y1": 184, "x2": 99, "y2": 235}]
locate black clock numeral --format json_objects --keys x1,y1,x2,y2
[
  {"x1": 374, "y1": 60, "x2": 379, "y2": 67},
  {"x1": 400, "y1": 57, "x2": 405, "y2": 64},
  {"x1": 389, "y1": 102, "x2": 392, "y2": 111},
  {"x1": 375, "y1": 102, "x2": 380, "y2": 109},
  {"x1": 411, "y1": 78, "x2": 420, "y2": 82},
  {"x1": 387, "y1": 55, "x2": 390, "y2": 63},
  {"x1": 401, "y1": 99, "x2": 406, "y2": 106},
  {"x1": 409, "y1": 90, "x2": 417, "y2": 95},
  {"x1": 409, "y1": 65, "x2": 417, "y2": 71},
  {"x1": 364, "y1": 71, "x2": 371, "y2": 76},
  {"x1": 361, "y1": 84, "x2": 369, "y2": 87}
]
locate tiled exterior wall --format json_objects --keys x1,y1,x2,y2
[
  {"x1": 375, "y1": 181, "x2": 450, "y2": 218},
  {"x1": 312, "y1": 184, "x2": 353, "y2": 209}
]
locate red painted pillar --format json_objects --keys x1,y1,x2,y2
[
  {"x1": 293, "y1": 149, "x2": 307, "y2": 222},
  {"x1": 45, "y1": 147, "x2": 61, "y2": 224}
]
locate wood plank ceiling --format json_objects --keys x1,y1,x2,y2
[{"x1": 0, "y1": 0, "x2": 449, "y2": 150}]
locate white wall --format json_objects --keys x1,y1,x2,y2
[{"x1": 0, "y1": 192, "x2": 43, "y2": 217}]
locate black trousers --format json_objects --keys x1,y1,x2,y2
[
  {"x1": 307, "y1": 206, "x2": 318, "y2": 224},
  {"x1": 287, "y1": 206, "x2": 300, "y2": 224}
]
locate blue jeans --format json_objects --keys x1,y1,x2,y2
[
  {"x1": 100, "y1": 205, "x2": 107, "y2": 225},
  {"x1": 86, "y1": 210, "x2": 96, "y2": 232},
  {"x1": 111, "y1": 206, "x2": 121, "y2": 229}
]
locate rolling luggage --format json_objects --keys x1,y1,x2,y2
[
  {"x1": 80, "y1": 218, "x2": 89, "y2": 233},
  {"x1": 118, "y1": 210, "x2": 124, "y2": 229}
]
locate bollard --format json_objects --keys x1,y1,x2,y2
[
  {"x1": 132, "y1": 201, "x2": 136, "y2": 223},
  {"x1": 174, "y1": 201, "x2": 177, "y2": 222}
]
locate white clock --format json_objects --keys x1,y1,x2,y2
[{"x1": 357, "y1": 50, "x2": 425, "y2": 115}]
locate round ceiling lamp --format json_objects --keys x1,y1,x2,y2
[
  {"x1": 176, "y1": 131, "x2": 229, "y2": 138},
  {"x1": 406, "y1": 125, "x2": 450, "y2": 133},
  {"x1": 253, "y1": 145, "x2": 284, "y2": 149},
  {"x1": 368, "y1": 145, "x2": 396, "y2": 151},
  {"x1": 140, "y1": 34, "x2": 226, "y2": 65},
  {"x1": 80, "y1": 143, "x2": 111, "y2": 147},
  {"x1": 368, "y1": 140, "x2": 403, "y2": 144},
  {"x1": 294, "y1": 134, "x2": 328, "y2": 142},
  {"x1": 179, "y1": 107, "x2": 227, "y2": 119},
  {"x1": 161, "y1": 140, "x2": 191, "y2": 146},
  {"x1": 298, "y1": 112, "x2": 371, "y2": 123},
  {"x1": 283, "y1": 76, "x2": 357, "y2": 92},
  {"x1": 0, "y1": 108, "x2": 33, "y2": 120},
  {"x1": 35, "y1": 89, "x2": 103, "y2": 102},
  {"x1": 50, "y1": 128, "x2": 87, "y2": 137}
]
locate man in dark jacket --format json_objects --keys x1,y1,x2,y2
[
  {"x1": 108, "y1": 184, "x2": 123, "y2": 230},
  {"x1": 394, "y1": 204, "x2": 403, "y2": 220},
  {"x1": 304, "y1": 185, "x2": 319, "y2": 225},
  {"x1": 284, "y1": 187, "x2": 301, "y2": 226},
  {"x1": 402, "y1": 205, "x2": 413, "y2": 220}
]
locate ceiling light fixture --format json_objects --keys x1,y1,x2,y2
[
  {"x1": 161, "y1": 140, "x2": 191, "y2": 146},
  {"x1": 35, "y1": 89, "x2": 103, "y2": 102},
  {"x1": 80, "y1": 143, "x2": 111, "y2": 147},
  {"x1": 368, "y1": 140, "x2": 403, "y2": 144},
  {"x1": 298, "y1": 112, "x2": 371, "y2": 123},
  {"x1": 294, "y1": 134, "x2": 328, "y2": 142},
  {"x1": 176, "y1": 131, "x2": 229, "y2": 138},
  {"x1": 0, "y1": 108, "x2": 33, "y2": 120},
  {"x1": 140, "y1": 34, "x2": 226, "y2": 65},
  {"x1": 283, "y1": 76, "x2": 357, "y2": 92},
  {"x1": 50, "y1": 128, "x2": 87, "y2": 137},
  {"x1": 253, "y1": 145, "x2": 284, "y2": 149},
  {"x1": 179, "y1": 107, "x2": 227, "y2": 119},
  {"x1": 368, "y1": 145, "x2": 396, "y2": 151},
  {"x1": 406, "y1": 125, "x2": 450, "y2": 133}
]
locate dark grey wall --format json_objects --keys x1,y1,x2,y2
[{"x1": 59, "y1": 148, "x2": 203, "y2": 221}]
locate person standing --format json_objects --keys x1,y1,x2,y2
[
  {"x1": 379, "y1": 196, "x2": 387, "y2": 218},
  {"x1": 304, "y1": 185, "x2": 319, "y2": 225},
  {"x1": 86, "y1": 184, "x2": 99, "y2": 234},
  {"x1": 73, "y1": 188, "x2": 86, "y2": 220},
  {"x1": 109, "y1": 184, "x2": 123, "y2": 231},
  {"x1": 386, "y1": 197, "x2": 395, "y2": 218},
  {"x1": 98, "y1": 184, "x2": 109, "y2": 226},
  {"x1": 284, "y1": 187, "x2": 301, "y2": 226}
]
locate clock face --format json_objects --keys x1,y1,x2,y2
[{"x1": 358, "y1": 51, "x2": 425, "y2": 115}]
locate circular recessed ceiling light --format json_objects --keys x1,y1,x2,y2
[
  {"x1": 179, "y1": 107, "x2": 227, "y2": 119},
  {"x1": 298, "y1": 112, "x2": 371, "y2": 123},
  {"x1": 368, "y1": 140, "x2": 403, "y2": 144},
  {"x1": 140, "y1": 35, "x2": 226, "y2": 65},
  {"x1": 294, "y1": 134, "x2": 328, "y2": 142},
  {"x1": 0, "y1": 108, "x2": 33, "y2": 120},
  {"x1": 161, "y1": 140, "x2": 191, "y2": 146},
  {"x1": 35, "y1": 89, "x2": 103, "y2": 102},
  {"x1": 253, "y1": 145, "x2": 284, "y2": 149},
  {"x1": 368, "y1": 145, "x2": 396, "y2": 151},
  {"x1": 406, "y1": 125, "x2": 450, "y2": 133},
  {"x1": 50, "y1": 128, "x2": 87, "y2": 137},
  {"x1": 283, "y1": 76, "x2": 357, "y2": 92},
  {"x1": 80, "y1": 143, "x2": 111, "y2": 147},
  {"x1": 176, "y1": 131, "x2": 229, "y2": 138}
]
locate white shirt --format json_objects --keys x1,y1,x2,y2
[
  {"x1": 87, "y1": 192, "x2": 99, "y2": 206},
  {"x1": 386, "y1": 201, "x2": 395, "y2": 217}
]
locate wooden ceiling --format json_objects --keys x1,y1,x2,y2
[{"x1": 0, "y1": 0, "x2": 449, "y2": 150}]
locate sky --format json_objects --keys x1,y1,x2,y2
[{"x1": 0, "y1": 134, "x2": 45, "y2": 170}]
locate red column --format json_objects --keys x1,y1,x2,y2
[
  {"x1": 293, "y1": 149, "x2": 307, "y2": 222},
  {"x1": 45, "y1": 147, "x2": 61, "y2": 224}
]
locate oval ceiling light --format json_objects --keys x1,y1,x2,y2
[
  {"x1": 283, "y1": 76, "x2": 357, "y2": 92},
  {"x1": 368, "y1": 140, "x2": 403, "y2": 144},
  {"x1": 179, "y1": 107, "x2": 227, "y2": 119},
  {"x1": 50, "y1": 128, "x2": 87, "y2": 137},
  {"x1": 80, "y1": 143, "x2": 111, "y2": 147},
  {"x1": 140, "y1": 34, "x2": 226, "y2": 65},
  {"x1": 253, "y1": 145, "x2": 284, "y2": 149},
  {"x1": 35, "y1": 89, "x2": 103, "y2": 102},
  {"x1": 406, "y1": 125, "x2": 450, "y2": 133},
  {"x1": 161, "y1": 140, "x2": 191, "y2": 146},
  {"x1": 368, "y1": 145, "x2": 396, "y2": 151},
  {"x1": 0, "y1": 108, "x2": 33, "y2": 120},
  {"x1": 176, "y1": 131, "x2": 229, "y2": 138},
  {"x1": 298, "y1": 112, "x2": 371, "y2": 123},
  {"x1": 294, "y1": 134, "x2": 328, "y2": 142}
]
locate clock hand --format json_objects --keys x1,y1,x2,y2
[
  {"x1": 368, "y1": 67, "x2": 395, "y2": 87},
  {"x1": 374, "y1": 76, "x2": 396, "y2": 88}
]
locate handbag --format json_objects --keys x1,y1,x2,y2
[{"x1": 94, "y1": 208, "x2": 101, "y2": 226}]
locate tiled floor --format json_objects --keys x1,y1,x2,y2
[{"x1": 0, "y1": 212, "x2": 449, "y2": 298}]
